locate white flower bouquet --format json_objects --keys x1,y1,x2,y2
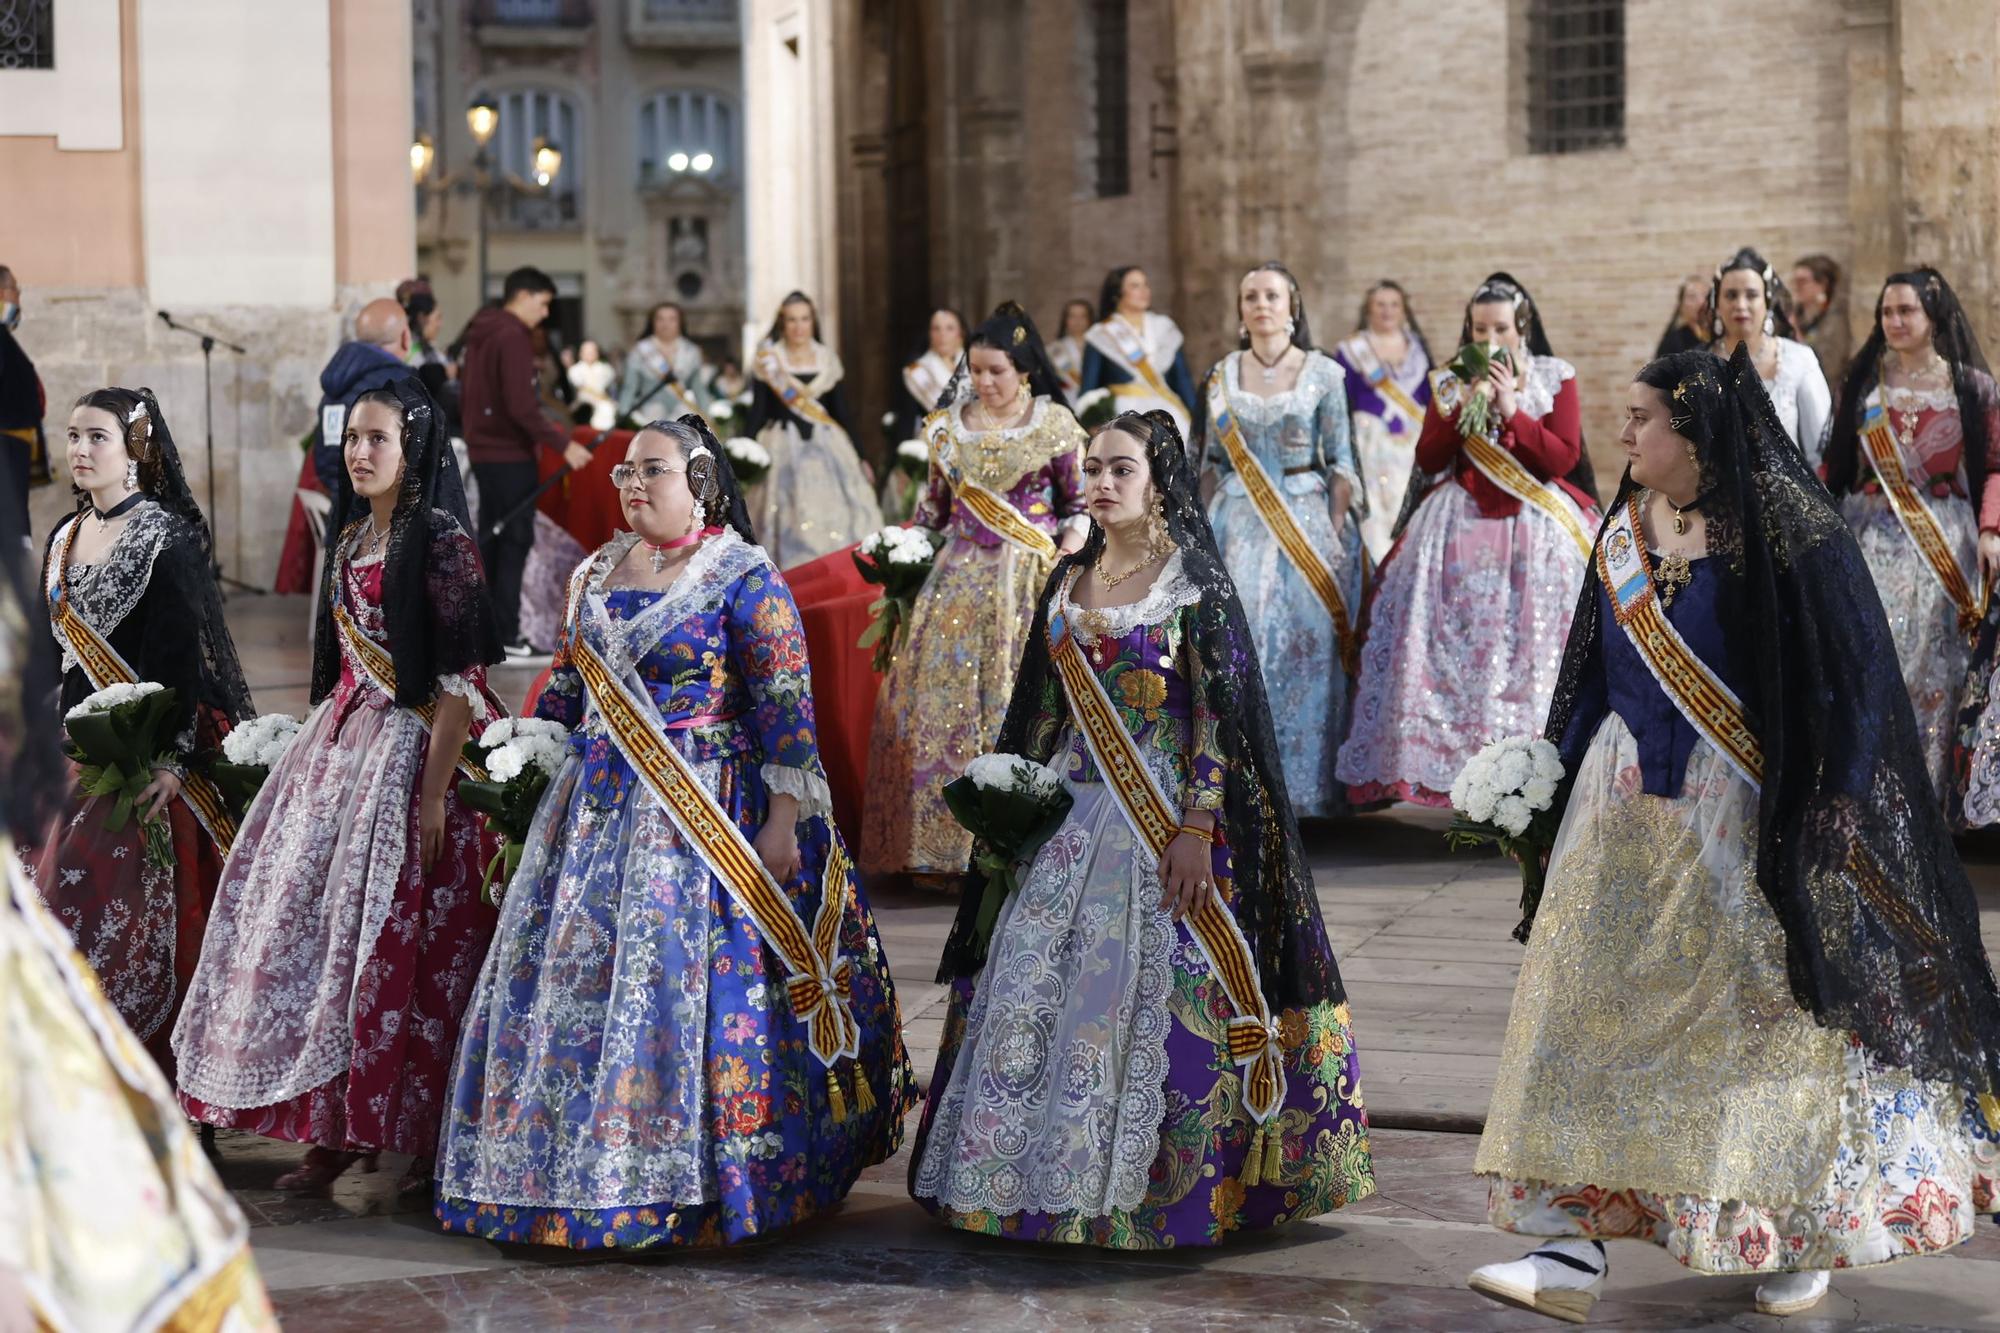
[
  {"x1": 723, "y1": 435, "x2": 771, "y2": 487},
  {"x1": 1447, "y1": 735, "x2": 1566, "y2": 941},
  {"x1": 707, "y1": 397, "x2": 736, "y2": 424},
  {"x1": 1442, "y1": 341, "x2": 1517, "y2": 441},
  {"x1": 213, "y1": 712, "x2": 303, "y2": 816},
  {"x1": 1074, "y1": 386, "x2": 1116, "y2": 429},
  {"x1": 943, "y1": 753, "x2": 1075, "y2": 948},
  {"x1": 851, "y1": 524, "x2": 945, "y2": 673},
  {"x1": 895, "y1": 437, "x2": 930, "y2": 480},
  {"x1": 457, "y1": 716, "x2": 572, "y2": 903},
  {"x1": 62, "y1": 681, "x2": 180, "y2": 870}
]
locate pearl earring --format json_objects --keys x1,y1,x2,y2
[{"x1": 124, "y1": 459, "x2": 139, "y2": 492}]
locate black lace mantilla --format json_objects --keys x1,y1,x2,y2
[{"x1": 1543, "y1": 344, "x2": 2000, "y2": 1101}]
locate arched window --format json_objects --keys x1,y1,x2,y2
[
  {"x1": 495, "y1": 88, "x2": 583, "y2": 227},
  {"x1": 637, "y1": 91, "x2": 732, "y2": 185}
]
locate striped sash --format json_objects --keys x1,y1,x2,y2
[
  {"x1": 1461, "y1": 432, "x2": 1595, "y2": 558},
  {"x1": 330, "y1": 601, "x2": 488, "y2": 782},
  {"x1": 1206, "y1": 367, "x2": 1357, "y2": 671},
  {"x1": 923, "y1": 410, "x2": 1058, "y2": 561},
  {"x1": 756, "y1": 345, "x2": 842, "y2": 436},
  {"x1": 47, "y1": 520, "x2": 239, "y2": 854},
  {"x1": 1861, "y1": 396, "x2": 1988, "y2": 635},
  {"x1": 1047, "y1": 606, "x2": 1285, "y2": 1123},
  {"x1": 565, "y1": 574, "x2": 860, "y2": 1070},
  {"x1": 1346, "y1": 338, "x2": 1424, "y2": 433},
  {"x1": 1093, "y1": 318, "x2": 1190, "y2": 419},
  {"x1": 1599, "y1": 495, "x2": 1763, "y2": 788}
]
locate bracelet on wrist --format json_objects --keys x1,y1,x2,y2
[{"x1": 1177, "y1": 823, "x2": 1214, "y2": 844}]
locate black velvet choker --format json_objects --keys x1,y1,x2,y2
[{"x1": 91, "y1": 492, "x2": 145, "y2": 522}]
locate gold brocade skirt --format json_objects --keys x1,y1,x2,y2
[
  {"x1": 860, "y1": 534, "x2": 1050, "y2": 877},
  {"x1": 1475, "y1": 715, "x2": 1850, "y2": 1206}
]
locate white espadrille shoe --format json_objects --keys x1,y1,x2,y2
[
  {"x1": 1754, "y1": 1269, "x2": 1830, "y2": 1316},
  {"x1": 1467, "y1": 1239, "x2": 1607, "y2": 1323}
]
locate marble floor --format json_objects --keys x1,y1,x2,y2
[{"x1": 208, "y1": 591, "x2": 2000, "y2": 1330}]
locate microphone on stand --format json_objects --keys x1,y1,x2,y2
[{"x1": 157, "y1": 310, "x2": 173, "y2": 325}]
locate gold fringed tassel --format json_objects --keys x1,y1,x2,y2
[
  {"x1": 826, "y1": 1066, "x2": 848, "y2": 1123},
  {"x1": 1240, "y1": 1124, "x2": 1265, "y2": 1188},
  {"x1": 1261, "y1": 1122, "x2": 1284, "y2": 1182},
  {"x1": 852, "y1": 1063, "x2": 877, "y2": 1114}
]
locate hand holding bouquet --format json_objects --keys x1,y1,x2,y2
[
  {"x1": 62, "y1": 682, "x2": 182, "y2": 871},
  {"x1": 1443, "y1": 341, "x2": 1516, "y2": 441},
  {"x1": 723, "y1": 435, "x2": 771, "y2": 487},
  {"x1": 943, "y1": 753, "x2": 1075, "y2": 952},
  {"x1": 214, "y1": 712, "x2": 303, "y2": 816},
  {"x1": 852, "y1": 525, "x2": 944, "y2": 673},
  {"x1": 1446, "y1": 735, "x2": 1564, "y2": 942},
  {"x1": 456, "y1": 716, "x2": 571, "y2": 904}
]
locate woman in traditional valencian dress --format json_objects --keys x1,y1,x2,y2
[
  {"x1": 1707, "y1": 247, "x2": 1831, "y2": 464},
  {"x1": 1199, "y1": 263, "x2": 1363, "y2": 820},
  {"x1": 890, "y1": 307, "x2": 966, "y2": 448},
  {"x1": 173, "y1": 380, "x2": 503, "y2": 1195},
  {"x1": 35, "y1": 388, "x2": 253, "y2": 1076},
  {"x1": 1823, "y1": 270, "x2": 1997, "y2": 809},
  {"x1": 1080, "y1": 266, "x2": 1198, "y2": 441},
  {"x1": 618, "y1": 300, "x2": 708, "y2": 422},
  {"x1": 746, "y1": 291, "x2": 883, "y2": 568},
  {"x1": 910, "y1": 410, "x2": 1374, "y2": 1248},
  {"x1": 1338, "y1": 274, "x2": 1600, "y2": 808},
  {"x1": 1047, "y1": 298, "x2": 1094, "y2": 409},
  {"x1": 1468, "y1": 347, "x2": 2000, "y2": 1323},
  {"x1": 0, "y1": 529, "x2": 277, "y2": 1333},
  {"x1": 436, "y1": 417, "x2": 914, "y2": 1249},
  {"x1": 861, "y1": 303, "x2": 1088, "y2": 882},
  {"x1": 1332, "y1": 280, "x2": 1432, "y2": 563}
]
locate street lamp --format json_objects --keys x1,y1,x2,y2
[
  {"x1": 690, "y1": 151, "x2": 714, "y2": 173},
  {"x1": 412, "y1": 94, "x2": 564, "y2": 304}
]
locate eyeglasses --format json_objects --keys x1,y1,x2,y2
[{"x1": 610, "y1": 460, "x2": 685, "y2": 489}]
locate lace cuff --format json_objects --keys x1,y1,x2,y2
[
  {"x1": 437, "y1": 672, "x2": 495, "y2": 723},
  {"x1": 762, "y1": 763, "x2": 833, "y2": 821}
]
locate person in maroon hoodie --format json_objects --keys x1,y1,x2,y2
[{"x1": 459, "y1": 266, "x2": 592, "y2": 656}]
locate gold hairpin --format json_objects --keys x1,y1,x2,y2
[{"x1": 1012, "y1": 325, "x2": 1027, "y2": 345}]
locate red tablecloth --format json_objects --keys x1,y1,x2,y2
[
  {"x1": 271, "y1": 450, "x2": 324, "y2": 595},
  {"x1": 536, "y1": 426, "x2": 633, "y2": 553},
  {"x1": 510, "y1": 539, "x2": 884, "y2": 852}
]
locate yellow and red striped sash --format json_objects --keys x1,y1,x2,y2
[
  {"x1": 330, "y1": 601, "x2": 488, "y2": 782},
  {"x1": 1093, "y1": 318, "x2": 1190, "y2": 419},
  {"x1": 1206, "y1": 367, "x2": 1358, "y2": 672},
  {"x1": 48, "y1": 521, "x2": 239, "y2": 854},
  {"x1": 1370, "y1": 368, "x2": 1425, "y2": 432},
  {"x1": 1047, "y1": 606, "x2": 1285, "y2": 1123},
  {"x1": 1461, "y1": 433, "x2": 1595, "y2": 558},
  {"x1": 1599, "y1": 495, "x2": 1763, "y2": 788},
  {"x1": 923, "y1": 410, "x2": 1058, "y2": 561},
  {"x1": 756, "y1": 345, "x2": 843, "y2": 436},
  {"x1": 1861, "y1": 399, "x2": 1988, "y2": 635},
  {"x1": 566, "y1": 591, "x2": 859, "y2": 1069}
]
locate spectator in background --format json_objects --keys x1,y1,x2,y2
[
  {"x1": 312, "y1": 297, "x2": 419, "y2": 494},
  {"x1": 458, "y1": 265, "x2": 591, "y2": 658},
  {"x1": 404, "y1": 290, "x2": 459, "y2": 433},
  {"x1": 711, "y1": 354, "x2": 748, "y2": 404},
  {"x1": 1653, "y1": 273, "x2": 1710, "y2": 358},
  {"x1": 567, "y1": 339, "x2": 617, "y2": 431},
  {"x1": 0, "y1": 265, "x2": 49, "y2": 536},
  {"x1": 1792, "y1": 254, "x2": 1852, "y2": 384}
]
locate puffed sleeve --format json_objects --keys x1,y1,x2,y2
[
  {"x1": 1502, "y1": 375, "x2": 1582, "y2": 481},
  {"x1": 1175, "y1": 606, "x2": 1226, "y2": 812},
  {"x1": 1316, "y1": 358, "x2": 1364, "y2": 511},
  {"x1": 727, "y1": 565, "x2": 833, "y2": 820},
  {"x1": 910, "y1": 423, "x2": 953, "y2": 533},
  {"x1": 1791, "y1": 346, "x2": 1833, "y2": 471},
  {"x1": 1415, "y1": 372, "x2": 1466, "y2": 474},
  {"x1": 1050, "y1": 442, "x2": 1089, "y2": 541}
]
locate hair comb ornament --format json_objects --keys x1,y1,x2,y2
[
  {"x1": 1013, "y1": 324, "x2": 1027, "y2": 345},
  {"x1": 126, "y1": 402, "x2": 148, "y2": 425}
]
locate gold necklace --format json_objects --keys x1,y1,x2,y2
[
  {"x1": 1095, "y1": 548, "x2": 1158, "y2": 588},
  {"x1": 1666, "y1": 493, "x2": 1702, "y2": 536}
]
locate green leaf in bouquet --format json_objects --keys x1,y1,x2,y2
[
  {"x1": 212, "y1": 761, "x2": 271, "y2": 818},
  {"x1": 65, "y1": 710, "x2": 144, "y2": 775},
  {"x1": 456, "y1": 779, "x2": 513, "y2": 823}
]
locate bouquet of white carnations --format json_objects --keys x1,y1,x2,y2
[
  {"x1": 708, "y1": 397, "x2": 737, "y2": 425},
  {"x1": 1447, "y1": 735, "x2": 1565, "y2": 941},
  {"x1": 852, "y1": 525, "x2": 945, "y2": 673},
  {"x1": 942, "y1": 753, "x2": 1075, "y2": 949},
  {"x1": 895, "y1": 437, "x2": 930, "y2": 481},
  {"x1": 62, "y1": 681, "x2": 181, "y2": 870},
  {"x1": 1442, "y1": 341, "x2": 1517, "y2": 441},
  {"x1": 723, "y1": 435, "x2": 771, "y2": 487},
  {"x1": 1073, "y1": 387, "x2": 1116, "y2": 429},
  {"x1": 213, "y1": 712, "x2": 303, "y2": 816},
  {"x1": 456, "y1": 716, "x2": 571, "y2": 903}
]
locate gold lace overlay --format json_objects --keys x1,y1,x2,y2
[
  {"x1": 1476, "y1": 718, "x2": 1848, "y2": 1205},
  {"x1": 938, "y1": 398, "x2": 1088, "y2": 494}
]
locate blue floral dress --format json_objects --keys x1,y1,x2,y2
[{"x1": 435, "y1": 530, "x2": 915, "y2": 1249}]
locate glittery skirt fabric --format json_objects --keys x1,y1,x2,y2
[{"x1": 747, "y1": 421, "x2": 884, "y2": 571}]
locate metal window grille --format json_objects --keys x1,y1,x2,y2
[
  {"x1": 1092, "y1": 0, "x2": 1129, "y2": 198},
  {"x1": 1526, "y1": 0, "x2": 1624, "y2": 155},
  {"x1": 638, "y1": 90, "x2": 732, "y2": 183},
  {"x1": 0, "y1": 0, "x2": 54, "y2": 71},
  {"x1": 496, "y1": 89, "x2": 583, "y2": 229}
]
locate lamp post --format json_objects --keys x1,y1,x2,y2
[{"x1": 411, "y1": 95, "x2": 562, "y2": 305}]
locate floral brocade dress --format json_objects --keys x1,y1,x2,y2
[
  {"x1": 909, "y1": 556, "x2": 1375, "y2": 1248},
  {"x1": 1478, "y1": 556, "x2": 2000, "y2": 1274},
  {"x1": 861, "y1": 396, "x2": 1087, "y2": 876},
  {"x1": 435, "y1": 530, "x2": 915, "y2": 1249},
  {"x1": 172, "y1": 515, "x2": 501, "y2": 1158},
  {"x1": 1202, "y1": 351, "x2": 1365, "y2": 818}
]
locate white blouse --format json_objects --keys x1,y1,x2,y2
[{"x1": 1745, "y1": 337, "x2": 1833, "y2": 468}]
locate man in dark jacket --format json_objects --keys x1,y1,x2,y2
[
  {"x1": 0, "y1": 266, "x2": 48, "y2": 538},
  {"x1": 459, "y1": 266, "x2": 591, "y2": 656},
  {"x1": 313, "y1": 298, "x2": 419, "y2": 494}
]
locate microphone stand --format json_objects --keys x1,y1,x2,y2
[{"x1": 156, "y1": 312, "x2": 264, "y2": 597}]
